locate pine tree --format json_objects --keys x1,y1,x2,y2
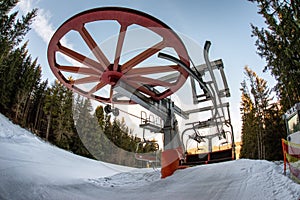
[
  {"x1": 0, "y1": 0, "x2": 37, "y2": 113},
  {"x1": 95, "y1": 105, "x2": 105, "y2": 129},
  {"x1": 31, "y1": 80, "x2": 48, "y2": 134},
  {"x1": 42, "y1": 80, "x2": 76, "y2": 148},
  {"x1": 249, "y1": 0, "x2": 300, "y2": 111},
  {"x1": 240, "y1": 66, "x2": 284, "y2": 160},
  {"x1": 13, "y1": 46, "x2": 42, "y2": 124},
  {"x1": 263, "y1": 104, "x2": 286, "y2": 160},
  {"x1": 43, "y1": 81, "x2": 61, "y2": 141},
  {"x1": 72, "y1": 94, "x2": 82, "y2": 125},
  {"x1": 53, "y1": 83, "x2": 75, "y2": 149},
  {"x1": 0, "y1": 44, "x2": 26, "y2": 112},
  {"x1": 0, "y1": 0, "x2": 36, "y2": 48},
  {"x1": 240, "y1": 80, "x2": 258, "y2": 159},
  {"x1": 74, "y1": 97, "x2": 101, "y2": 159}
]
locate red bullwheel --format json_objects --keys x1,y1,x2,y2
[{"x1": 48, "y1": 7, "x2": 190, "y2": 103}]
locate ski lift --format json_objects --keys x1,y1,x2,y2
[
  {"x1": 135, "y1": 119, "x2": 160, "y2": 168},
  {"x1": 47, "y1": 7, "x2": 235, "y2": 177},
  {"x1": 190, "y1": 126, "x2": 205, "y2": 144},
  {"x1": 135, "y1": 138, "x2": 160, "y2": 168}
]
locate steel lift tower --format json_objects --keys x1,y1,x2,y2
[{"x1": 47, "y1": 7, "x2": 235, "y2": 178}]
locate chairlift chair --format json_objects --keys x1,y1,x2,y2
[{"x1": 135, "y1": 139, "x2": 160, "y2": 168}]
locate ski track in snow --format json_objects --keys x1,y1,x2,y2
[
  {"x1": 0, "y1": 113, "x2": 300, "y2": 200},
  {"x1": 87, "y1": 169, "x2": 161, "y2": 188}
]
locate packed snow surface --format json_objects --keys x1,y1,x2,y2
[{"x1": 0, "y1": 113, "x2": 299, "y2": 200}]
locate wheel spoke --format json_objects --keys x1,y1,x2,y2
[
  {"x1": 72, "y1": 76, "x2": 100, "y2": 85},
  {"x1": 58, "y1": 42, "x2": 104, "y2": 73},
  {"x1": 113, "y1": 23, "x2": 128, "y2": 71},
  {"x1": 125, "y1": 65, "x2": 179, "y2": 77},
  {"x1": 121, "y1": 40, "x2": 166, "y2": 73},
  {"x1": 127, "y1": 76, "x2": 173, "y2": 87},
  {"x1": 78, "y1": 26, "x2": 110, "y2": 69},
  {"x1": 125, "y1": 81, "x2": 158, "y2": 97},
  {"x1": 109, "y1": 86, "x2": 114, "y2": 101},
  {"x1": 88, "y1": 81, "x2": 107, "y2": 95},
  {"x1": 57, "y1": 65, "x2": 100, "y2": 76}
]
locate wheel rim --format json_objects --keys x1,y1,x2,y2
[{"x1": 48, "y1": 7, "x2": 190, "y2": 104}]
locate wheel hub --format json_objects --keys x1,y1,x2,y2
[{"x1": 102, "y1": 70, "x2": 124, "y2": 86}]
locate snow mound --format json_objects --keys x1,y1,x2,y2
[
  {"x1": 0, "y1": 113, "x2": 300, "y2": 200},
  {"x1": 87, "y1": 169, "x2": 161, "y2": 188}
]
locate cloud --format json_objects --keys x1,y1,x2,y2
[
  {"x1": 31, "y1": 9, "x2": 55, "y2": 44},
  {"x1": 17, "y1": 0, "x2": 80, "y2": 69},
  {"x1": 16, "y1": 0, "x2": 34, "y2": 13},
  {"x1": 17, "y1": 0, "x2": 71, "y2": 49},
  {"x1": 17, "y1": 0, "x2": 55, "y2": 44}
]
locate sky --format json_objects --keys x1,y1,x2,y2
[{"x1": 15, "y1": 0, "x2": 277, "y2": 141}]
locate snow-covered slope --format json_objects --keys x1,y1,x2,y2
[{"x1": 0, "y1": 113, "x2": 299, "y2": 200}]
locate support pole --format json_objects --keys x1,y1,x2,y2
[
  {"x1": 114, "y1": 82, "x2": 184, "y2": 178},
  {"x1": 161, "y1": 99, "x2": 184, "y2": 178}
]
